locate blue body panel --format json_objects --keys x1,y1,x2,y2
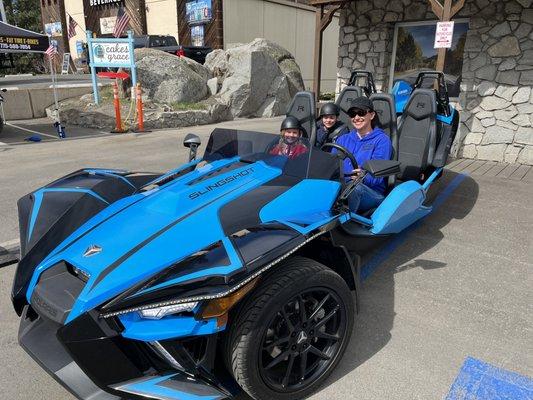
[
  {"x1": 25, "y1": 159, "x2": 283, "y2": 320},
  {"x1": 113, "y1": 374, "x2": 226, "y2": 400},
  {"x1": 436, "y1": 106, "x2": 456, "y2": 125},
  {"x1": 63, "y1": 161, "x2": 280, "y2": 322},
  {"x1": 370, "y1": 180, "x2": 432, "y2": 235},
  {"x1": 119, "y1": 312, "x2": 224, "y2": 341},
  {"x1": 260, "y1": 179, "x2": 341, "y2": 234},
  {"x1": 392, "y1": 80, "x2": 413, "y2": 114}
]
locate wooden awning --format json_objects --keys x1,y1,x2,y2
[{"x1": 309, "y1": 0, "x2": 465, "y2": 100}]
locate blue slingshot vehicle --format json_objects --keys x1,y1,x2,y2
[{"x1": 12, "y1": 71, "x2": 459, "y2": 400}]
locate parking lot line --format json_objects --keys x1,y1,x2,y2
[
  {"x1": 446, "y1": 357, "x2": 533, "y2": 400},
  {"x1": 6, "y1": 123, "x2": 58, "y2": 139}
]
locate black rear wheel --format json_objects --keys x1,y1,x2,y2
[{"x1": 226, "y1": 257, "x2": 354, "y2": 400}]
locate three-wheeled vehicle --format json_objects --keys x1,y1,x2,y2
[{"x1": 12, "y1": 71, "x2": 459, "y2": 400}]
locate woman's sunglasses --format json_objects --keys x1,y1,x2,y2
[{"x1": 348, "y1": 109, "x2": 370, "y2": 118}]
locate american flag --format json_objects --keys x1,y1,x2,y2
[
  {"x1": 68, "y1": 15, "x2": 78, "y2": 40},
  {"x1": 45, "y1": 44, "x2": 58, "y2": 58},
  {"x1": 112, "y1": 6, "x2": 130, "y2": 38}
]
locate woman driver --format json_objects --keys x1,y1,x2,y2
[{"x1": 334, "y1": 97, "x2": 392, "y2": 212}]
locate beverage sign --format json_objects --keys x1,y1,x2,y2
[
  {"x1": 90, "y1": 0, "x2": 122, "y2": 6},
  {"x1": 434, "y1": 21, "x2": 454, "y2": 49},
  {"x1": 186, "y1": 0, "x2": 212, "y2": 25},
  {"x1": 91, "y1": 41, "x2": 131, "y2": 65}
]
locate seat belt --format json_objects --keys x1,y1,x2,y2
[{"x1": 328, "y1": 124, "x2": 348, "y2": 143}]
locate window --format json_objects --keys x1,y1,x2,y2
[{"x1": 389, "y1": 20, "x2": 469, "y2": 98}]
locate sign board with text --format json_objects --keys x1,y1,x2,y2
[
  {"x1": 90, "y1": 0, "x2": 122, "y2": 6},
  {"x1": 61, "y1": 53, "x2": 70, "y2": 74},
  {"x1": 87, "y1": 30, "x2": 136, "y2": 104},
  {"x1": 99, "y1": 17, "x2": 116, "y2": 35},
  {"x1": 90, "y1": 41, "x2": 131, "y2": 67},
  {"x1": 434, "y1": 21, "x2": 454, "y2": 49},
  {"x1": 186, "y1": 0, "x2": 212, "y2": 25}
]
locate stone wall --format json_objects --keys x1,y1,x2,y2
[{"x1": 337, "y1": 0, "x2": 533, "y2": 165}]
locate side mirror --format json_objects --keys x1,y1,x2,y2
[
  {"x1": 183, "y1": 133, "x2": 201, "y2": 161},
  {"x1": 1, "y1": 88, "x2": 7, "y2": 92}
]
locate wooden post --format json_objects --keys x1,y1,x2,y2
[
  {"x1": 313, "y1": 5, "x2": 324, "y2": 102},
  {"x1": 311, "y1": 1, "x2": 345, "y2": 103},
  {"x1": 429, "y1": 0, "x2": 465, "y2": 72}
]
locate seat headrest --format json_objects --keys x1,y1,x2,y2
[
  {"x1": 404, "y1": 89, "x2": 437, "y2": 121},
  {"x1": 335, "y1": 86, "x2": 365, "y2": 128},
  {"x1": 286, "y1": 91, "x2": 316, "y2": 142},
  {"x1": 370, "y1": 93, "x2": 396, "y2": 131}
]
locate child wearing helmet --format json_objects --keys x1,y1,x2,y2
[
  {"x1": 315, "y1": 102, "x2": 349, "y2": 147},
  {"x1": 269, "y1": 116, "x2": 308, "y2": 159}
]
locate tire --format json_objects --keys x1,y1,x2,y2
[{"x1": 225, "y1": 256, "x2": 354, "y2": 400}]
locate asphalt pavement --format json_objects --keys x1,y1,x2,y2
[
  {"x1": 0, "y1": 117, "x2": 531, "y2": 399},
  {"x1": 0, "y1": 117, "x2": 112, "y2": 145}
]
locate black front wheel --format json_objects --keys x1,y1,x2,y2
[{"x1": 226, "y1": 256, "x2": 354, "y2": 400}]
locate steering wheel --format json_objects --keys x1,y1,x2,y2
[{"x1": 320, "y1": 143, "x2": 358, "y2": 172}]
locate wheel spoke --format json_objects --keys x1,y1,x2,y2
[
  {"x1": 315, "y1": 330, "x2": 340, "y2": 341},
  {"x1": 308, "y1": 293, "x2": 331, "y2": 321},
  {"x1": 280, "y1": 307, "x2": 294, "y2": 331},
  {"x1": 297, "y1": 295, "x2": 307, "y2": 322},
  {"x1": 282, "y1": 354, "x2": 296, "y2": 387},
  {"x1": 299, "y1": 350, "x2": 308, "y2": 381},
  {"x1": 312, "y1": 305, "x2": 340, "y2": 330},
  {"x1": 265, "y1": 349, "x2": 291, "y2": 370},
  {"x1": 263, "y1": 336, "x2": 290, "y2": 351},
  {"x1": 309, "y1": 345, "x2": 331, "y2": 360}
]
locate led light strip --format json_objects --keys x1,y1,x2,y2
[{"x1": 101, "y1": 230, "x2": 325, "y2": 318}]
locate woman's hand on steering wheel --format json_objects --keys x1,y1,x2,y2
[{"x1": 320, "y1": 143, "x2": 359, "y2": 173}]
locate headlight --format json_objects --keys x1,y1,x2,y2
[{"x1": 138, "y1": 301, "x2": 198, "y2": 320}]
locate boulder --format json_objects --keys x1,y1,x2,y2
[
  {"x1": 135, "y1": 48, "x2": 209, "y2": 104},
  {"x1": 204, "y1": 38, "x2": 304, "y2": 118}
]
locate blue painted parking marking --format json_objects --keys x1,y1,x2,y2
[
  {"x1": 361, "y1": 172, "x2": 468, "y2": 281},
  {"x1": 446, "y1": 357, "x2": 533, "y2": 400}
]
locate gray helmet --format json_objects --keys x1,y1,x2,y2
[
  {"x1": 280, "y1": 116, "x2": 303, "y2": 132},
  {"x1": 319, "y1": 102, "x2": 340, "y2": 118}
]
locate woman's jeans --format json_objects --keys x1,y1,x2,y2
[{"x1": 348, "y1": 183, "x2": 385, "y2": 213}]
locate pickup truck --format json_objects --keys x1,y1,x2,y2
[{"x1": 133, "y1": 35, "x2": 212, "y2": 64}]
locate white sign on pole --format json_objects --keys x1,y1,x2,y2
[
  {"x1": 99, "y1": 17, "x2": 116, "y2": 35},
  {"x1": 91, "y1": 42, "x2": 131, "y2": 65},
  {"x1": 434, "y1": 21, "x2": 454, "y2": 49},
  {"x1": 61, "y1": 53, "x2": 70, "y2": 75}
]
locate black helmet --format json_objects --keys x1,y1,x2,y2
[
  {"x1": 280, "y1": 116, "x2": 302, "y2": 132},
  {"x1": 319, "y1": 102, "x2": 340, "y2": 118}
]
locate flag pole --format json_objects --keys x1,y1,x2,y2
[
  {"x1": 48, "y1": 37, "x2": 61, "y2": 127},
  {"x1": 67, "y1": 13, "x2": 86, "y2": 34}
]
